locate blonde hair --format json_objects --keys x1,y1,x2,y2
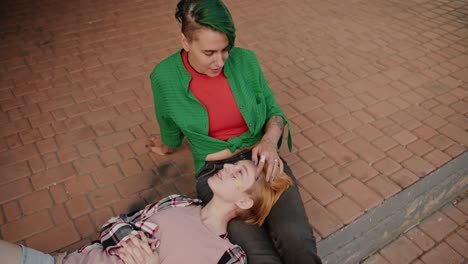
[{"x1": 237, "y1": 160, "x2": 292, "y2": 226}]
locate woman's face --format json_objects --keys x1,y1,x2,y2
[
  {"x1": 181, "y1": 28, "x2": 230, "y2": 77},
  {"x1": 208, "y1": 160, "x2": 256, "y2": 203}
]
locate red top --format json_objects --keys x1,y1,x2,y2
[{"x1": 181, "y1": 50, "x2": 248, "y2": 141}]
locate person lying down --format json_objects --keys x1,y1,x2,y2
[{"x1": 0, "y1": 160, "x2": 291, "y2": 264}]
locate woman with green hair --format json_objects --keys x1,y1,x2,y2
[{"x1": 147, "y1": 0, "x2": 322, "y2": 263}]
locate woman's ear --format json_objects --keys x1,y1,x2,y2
[
  {"x1": 235, "y1": 197, "x2": 253, "y2": 210},
  {"x1": 181, "y1": 33, "x2": 190, "y2": 51}
]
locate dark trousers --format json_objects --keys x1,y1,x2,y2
[{"x1": 196, "y1": 150, "x2": 322, "y2": 264}]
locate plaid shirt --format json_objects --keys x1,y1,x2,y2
[{"x1": 79, "y1": 194, "x2": 247, "y2": 264}]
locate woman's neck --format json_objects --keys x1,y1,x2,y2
[{"x1": 200, "y1": 198, "x2": 237, "y2": 236}]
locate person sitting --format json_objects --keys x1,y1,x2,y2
[{"x1": 0, "y1": 160, "x2": 291, "y2": 264}]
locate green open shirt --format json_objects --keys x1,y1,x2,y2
[{"x1": 150, "y1": 47, "x2": 292, "y2": 173}]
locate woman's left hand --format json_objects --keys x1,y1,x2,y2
[
  {"x1": 252, "y1": 137, "x2": 283, "y2": 182},
  {"x1": 118, "y1": 234, "x2": 160, "y2": 264}
]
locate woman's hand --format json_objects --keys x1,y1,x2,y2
[
  {"x1": 147, "y1": 136, "x2": 175, "y2": 155},
  {"x1": 252, "y1": 137, "x2": 283, "y2": 182},
  {"x1": 118, "y1": 234, "x2": 160, "y2": 264}
]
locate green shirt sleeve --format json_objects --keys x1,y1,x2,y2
[{"x1": 150, "y1": 71, "x2": 184, "y2": 148}]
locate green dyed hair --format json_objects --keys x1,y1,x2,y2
[{"x1": 175, "y1": 0, "x2": 236, "y2": 49}]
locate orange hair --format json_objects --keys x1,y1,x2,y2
[{"x1": 237, "y1": 160, "x2": 292, "y2": 226}]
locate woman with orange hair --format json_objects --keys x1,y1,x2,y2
[
  {"x1": 147, "y1": 0, "x2": 322, "y2": 263},
  {"x1": 0, "y1": 160, "x2": 291, "y2": 264}
]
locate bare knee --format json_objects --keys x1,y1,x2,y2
[{"x1": 0, "y1": 240, "x2": 22, "y2": 264}]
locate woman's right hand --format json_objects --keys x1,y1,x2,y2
[{"x1": 147, "y1": 136, "x2": 175, "y2": 155}]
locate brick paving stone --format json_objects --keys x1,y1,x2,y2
[
  {"x1": 74, "y1": 215, "x2": 96, "y2": 238},
  {"x1": 56, "y1": 147, "x2": 80, "y2": 164},
  {"x1": 392, "y1": 130, "x2": 418, "y2": 146},
  {"x1": 419, "y1": 212, "x2": 458, "y2": 242},
  {"x1": 407, "y1": 139, "x2": 434, "y2": 156},
  {"x1": 293, "y1": 134, "x2": 312, "y2": 150},
  {"x1": 366, "y1": 101, "x2": 399, "y2": 119},
  {"x1": 49, "y1": 184, "x2": 69, "y2": 204},
  {"x1": 120, "y1": 158, "x2": 143, "y2": 177},
  {"x1": 320, "y1": 120, "x2": 345, "y2": 137},
  {"x1": 420, "y1": 242, "x2": 464, "y2": 264},
  {"x1": 65, "y1": 195, "x2": 92, "y2": 219},
  {"x1": 88, "y1": 186, "x2": 120, "y2": 209},
  {"x1": 386, "y1": 146, "x2": 413, "y2": 163},
  {"x1": 303, "y1": 126, "x2": 332, "y2": 145},
  {"x1": 326, "y1": 196, "x2": 363, "y2": 224},
  {"x1": 25, "y1": 222, "x2": 80, "y2": 254},
  {"x1": 304, "y1": 199, "x2": 343, "y2": 238},
  {"x1": 19, "y1": 190, "x2": 53, "y2": 214},
  {"x1": 439, "y1": 123, "x2": 468, "y2": 147},
  {"x1": 380, "y1": 236, "x2": 422, "y2": 264},
  {"x1": 371, "y1": 135, "x2": 399, "y2": 152},
  {"x1": 299, "y1": 173, "x2": 342, "y2": 205},
  {"x1": 454, "y1": 198, "x2": 468, "y2": 215},
  {"x1": 354, "y1": 124, "x2": 383, "y2": 141},
  {"x1": 99, "y1": 148, "x2": 122, "y2": 166},
  {"x1": 346, "y1": 159, "x2": 379, "y2": 182},
  {"x1": 366, "y1": 175, "x2": 402, "y2": 199},
  {"x1": 50, "y1": 205, "x2": 69, "y2": 225},
  {"x1": 297, "y1": 146, "x2": 326, "y2": 164},
  {"x1": 402, "y1": 156, "x2": 436, "y2": 178},
  {"x1": 445, "y1": 232, "x2": 468, "y2": 258},
  {"x1": 290, "y1": 161, "x2": 313, "y2": 179},
  {"x1": 404, "y1": 227, "x2": 436, "y2": 251},
  {"x1": 444, "y1": 143, "x2": 465, "y2": 158},
  {"x1": 0, "y1": 178, "x2": 33, "y2": 204},
  {"x1": 93, "y1": 165, "x2": 124, "y2": 186},
  {"x1": 309, "y1": 157, "x2": 335, "y2": 172},
  {"x1": 3, "y1": 201, "x2": 21, "y2": 222},
  {"x1": 412, "y1": 125, "x2": 438, "y2": 140},
  {"x1": 373, "y1": 158, "x2": 402, "y2": 176},
  {"x1": 320, "y1": 166, "x2": 351, "y2": 185},
  {"x1": 76, "y1": 141, "x2": 99, "y2": 157},
  {"x1": 305, "y1": 108, "x2": 332, "y2": 124},
  {"x1": 337, "y1": 178, "x2": 383, "y2": 211},
  {"x1": 89, "y1": 207, "x2": 114, "y2": 229},
  {"x1": 319, "y1": 139, "x2": 357, "y2": 165},
  {"x1": 427, "y1": 134, "x2": 455, "y2": 151},
  {"x1": 73, "y1": 155, "x2": 104, "y2": 175},
  {"x1": 346, "y1": 138, "x2": 385, "y2": 164},
  {"x1": 456, "y1": 226, "x2": 468, "y2": 241},
  {"x1": 64, "y1": 175, "x2": 96, "y2": 197},
  {"x1": 1, "y1": 210, "x2": 53, "y2": 242},
  {"x1": 0, "y1": 143, "x2": 38, "y2": 167},
  {"x1": 292, "y1": 96, "x2": 323, "y2": 113},
  {"x1": 0, "y1": 161, "x2": 31, "y2": 185},
  {"x1": 334, "y1": 115, "x2": 362, "y2": 131},
  {"x1": 96, "y1": 130, "x2": 135, "y2": 151},
  {"x1": 115, "y1": 172, "x2": 154, "y2": 197},
  {"x1": 423, "y1": 149, "x2": 452, "y2": 167},
  {"x1": 423, "y1": 115, "x2": 448, "y2": 130},
  {"x1": 440, "y1": 204, "x2": 468, "y2": 226}
]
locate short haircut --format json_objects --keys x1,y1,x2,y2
[{"x1": 175, "y1": 0, "x2": 236, "y2": 49}]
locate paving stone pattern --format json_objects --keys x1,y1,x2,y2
[
  {"x1": 362, "y1": 197, "x2": 467, "y2": 264},
  {"x1": 0, "y1": 0, "x2": 467, "y2": 256}
]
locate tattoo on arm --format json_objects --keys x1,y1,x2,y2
[{"x1": 266, "y1": 116, "x2": 284, "y2": 131}]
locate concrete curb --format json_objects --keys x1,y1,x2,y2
[{"x1": 317, "y1": 151, "x2": 468, "y2": 264}]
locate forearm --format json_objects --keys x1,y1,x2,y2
[{"x1": 262, "y1": 116, "x2": 285, "y2": 145}]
